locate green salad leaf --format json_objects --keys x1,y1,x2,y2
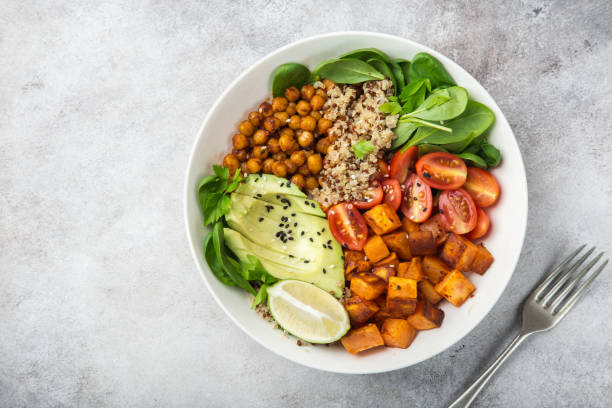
[
  {"x1": 272, "y1": 63, "x2": 311, "y2": 97},
  {"x1": 315, "y1": 59, "x2": 385, "y2": 84},
  {"x1": 408, "y1": 52, "x2": 456, "y2": 89},
  {"x1": 352, "y1": 140, "x2": 375, "y2": 159},
  {"x1": 198, "y1": 166, "x2": 242, "y2": 225}
]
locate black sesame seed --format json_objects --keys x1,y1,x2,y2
[
  {"x1": 422, "y1": 172, "x2": 431, "y2": 179},
  {"x1": 422, "y1": 207, "x2": 427, "y2": 212},
  {"x1": 304, "y1": 260, "x2": 310, "y2": 264},
  {"x1": 349, "y1": 211, "x2": 354, "y2": 216},
  {"x1": 309, "y1": 238, "x2": 314, "y2": 242},
  {"x1": 343, "y1": 243, "x2": 348, "y2": 249},
  {"x1": 323, "y1": 244, "x2": 327, "y2": 249},
  {"x1": 341, "y1": 255, "x2": 345, "y2": 261},
  {"x1": 416, "y1": 182, "x2": 421, "y2": 187},
  {"x1": 439, "y1": 209, "x2": 444, "y2": 214},
  {"x1": 317, "y1": 232, "x2": 321, "y2": 236},
  {"x1": 283, "y1": 206, "x2": 288, "y2": 210},
  {"x1": 289, "y1": 254, "x2": 294, "y2": 258},
  {"x1": 413, "y1": 196, "x2": 418, "y2": 201},
  {"x1": 293, "y1": 222, "x2": 297, "y2": 227},
  {"x1": 289, "y1": 237, "x2": 294, "y2": 241},
  {"x1": 278, "y1": 223, "x2": 284, "y2": 227},
  {"x1": 301, "y1": 231, "x2": 305, "y2": 236},
  {"x1": 258, "y1": 217, "x2": 264, "y2": 222},
  {"x1": 291, "y1": 213, "x2": 296, "y2": 217},
  {"x1": 304, "y1": 200, "x2": 309, "y2": 205},
  {"x1": 323, "y1": 268, "x2": 327, "y2": 274},
  {"x1": 396, "y1": 285, "x2": 401, "y2": 290},
  {"x1": 310, "y1": 203, "x2": 315, "y2": 208},
  {"x1": 256, "y1": 193, "x2": 262, "y2": 198},
  {"x1": 321, "y1": 228, "x2": 325, "y2": 232},
  {"x1": 327, "y1": 240, "x2": 332, "y2": 244}
]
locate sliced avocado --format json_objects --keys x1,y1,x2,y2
[
  {"x1": 233, "y1": 191, "x2": 325, "y2": 217},
  {"x1": 236, "y1": 174, "x2": 305, "y2": 198}
]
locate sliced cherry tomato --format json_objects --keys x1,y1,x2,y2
[
  {"x1": 390, "y1": 146, "x2": 418, "y2": 183},
  {"x1": 463, "y1": 167, "x2": 500, "y2": 207},
  {"x1": 376, "y1": 159, "x2": 389, "y2": 180},
  {"x1": 353, "y1": 182, "x2": 383, "y2": 210},
  {"x1": 415, "y1": 152, "x2": 467, "y2": 190},
  {"x1": 438, "y1": 188, "x2": 477, "y2": 234},
  {"x1": 465, "y1": 207, "x2": 490, "y2": 240},
  {"x1": 382, "y1": 178, "x2": 402, "y2": 211},
  {"x1": 327, "y1": 203, "x2": 368, "y2": 250},
  {"x1": 400, "y1": 173, "x2": 432, "y2": 223}
]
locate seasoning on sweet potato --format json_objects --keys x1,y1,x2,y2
[
  {"x1": 407, "y1": 300, "x2": 445, "y2": 330},
  {"x1": 408, "y1": 230, "x2": 437, "y2": 256},
  {"x1": 418, "y1": 279, "x2": 443, "y2": 304},
  {"x1": 372, "y1": 266, "x2": 395, "y2": 282},
  {"x1": 364, "y1": 203, "x2": 402, "y2": 235},
  {"x1": 434, "y1": 270, "x2": 475, "y2": 307},
  {"x1": 471, "y1": 243, "x2": 494, "y2": 275},
  {"x1": 374, "y1": 252, "x2": 399, "y2": 268},
  {"x1": 419, "y1": 214, "x2": 449, "y2": 246},
  {"x1": 363, "y1": 235, "x2": 389, "y2": 263},
  {"x1": 401, "y1": 217, "x2": 420, "y2": 233},
  {"x1": 350, "y1": 273, "x2": 387, "y2": 300},
  {"x1": 397, "y1": 257, "x2": 424, "y2": 281},
  {"x1": 381, "y1": 318, "x2": 417, "y2": 348},
  {"x1": 340, "y1": 323, "x2": 385, "y2": 354},
  {"x1": 386, "y1": 276, "x2": 418, "y2": 316},
  {"x1": 440, "y1": 233, "x2": 478, "y2": 272},
  {"x1": 344, "y1": 250, "x2": 371, "y2": 281},
  {"x1": 382, "y1": 231, "x2": 412, "y2": 260},
  {"x1": 345, "y1": 296, "x2": 380, "y2": 325},
  {"x1": 422, "y1": 255, "x2": 451, "y2": 284}
]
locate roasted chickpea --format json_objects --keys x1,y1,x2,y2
[
  {"x1": 272, "y1": 161, "x2": 288, "y2": 178},
  {"x1": 317, "y1": 118, "x2": 333, "y2": 134},
  {"x1": 252, "y1": 145, "x2": 269, "y2": 160},
  {"x1": 232, "y1": 133, "x2": 249, "y2": 150},
  {"x1": 323, "y1": 79, "x2": 335, "y2": 91},
  {"x1": 232, "y1": 148, "x2": 248, "y2": 162},
  {"x1": 284, "y1": 158, "x2": 298, "y2": 174},
  {"x1": 263, "y1": 116, "x2": 280, "y2": 132},
  {"x1": 279, "y1": 127, "x2": 295, "y2": 139},
  {"x1": 290, "y1": 150, "x2": 306, "y2": 166},
  {"x1": 310, "y1": 110, "x2": 322, "y2": 121},
  {"x1": 259, "y1": 101, "x2": 273, "y2": 117},
  {"x1": 279, "y1": 133, "x2": 295, "y2": 152},
  {"x1": 262, "y1": 158, "x2": 275, "y2": 173},
  {"x1": 310, "y1": 95, "x2": 325, "y2": 111},
  {"x1": 272, "y1": 152, "x2": 287, "y2": 161},
  {"x1": 248, "y1": 111, "x2": 262, "y2": 127},
  {"x1": 316, "y1": 137, "x2": 331, "y2": 154},
  {"x1": 300, "y1": 84, "x2": 315, "y2": 101},
  {"x1": 315, "y1": 89, "x2": 327, "y2": 99},
  {"x1": 298, "y1": 164, "x2": 310, "y2": 176},
  {"x1": 223, "y1": 153, "x2": 240, "y2": 175},
  {"x1": 300, "y1": 116, "x2": 317, "y2": 132},
  {"x1": 253, "y1": 129, "x2": 270, "y2": 145},
  {"x1": 285, "y1": 86, "x2": 300, "y2": 102},
  {"x1": 285, "y1": 142, "x2": 299, "y2": 154},
  {"x1": 290, "y1": 174, "x2": 305, "y2": 190},
  {"x1": 272, "y1": 96, "x2": 289, "y2": 112},
  {"x1": 296, "y1": 100, "x2": 311, "y2": 116},
  {"x1": 307, "y1": 153, "x2": 323, "y2": 174},
  {"x1": 267, "y1": 137, "x2": 281, "y2": 154},
  {"x1": 246, "y1": 158, "x2": 262, "y2": 173},
  {"x1": 274, "y1": 111, "x2": 289, "y2": 124},
  {"x1": 305, "y1": 176, "x2": 319, "y2": 190},
  {"x1": 286, "y1": 102, "x2": 297, "y2": 116},
  {"x1": 288, "y1": 115, "x2": 301, "y2": 130},
  {"x1": 297, "y1": 130, "x2": 314, "y2": 147},
  {"x1": 238, "y1": 120, "x2": 254, "y2": 136}
]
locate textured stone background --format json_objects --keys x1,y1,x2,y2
[{"x1": 2, "y1": 1, "x2": 611, "y2": 407}]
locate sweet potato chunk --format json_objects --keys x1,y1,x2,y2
[
  {"x1": 382, "y1": 231, "x2": 412, "y2": 260},
  {"x1": 435, "y1": 270, "x2": 475, "y2": 307},
  {"x1": 471, "y1": 244, "x2": 494, "y2": 275},
  {"x1": 408, "y1": 230, "x2": 437, "y2": 256},
  {"x1": 363, "y1": 235, "x2": 389, "y2": 263},
  {"x1": 386, "y1": 276, "x2": 417, "y2": 316},
  {"x1": 341, "y1": 323, "x2": 384, "y2": 354},
  {"x1": 364, "y1": 203, "x2": 402, "y2": 235},
  {"x1": 440, "y1": 233, "x2": 478, "y2": 272},
  {"x1": 374, "y1": 252, "x2": 399, "y2": 268},
  {"x1": 402, "y1": 217, "x2": 420, "y2": 233},
  {"x1": 407, "y1": 300, "x2": 445, "y2": 330},
  {"x1": 381, "y1": 318, "x2": 417, "y2": 348},
  {"x1": 422, "y1": 255, "x2": 451, "y2": 284},
  {"x1": 372, "y1": 266, "x2": 395, "y2": 282},
  {"x1": 350, "y1": 273, "x2": 387, "y2": 300},
  {"x1": 397, "y1": 257, "x2": 425, "y2": 281},
  {"x1": 418, "y1": 280, "x2": 443, "y2": 304},
  {"x1": 344, "y1": 250, "x2": 371, "y2": 281},
  {"x1": 345, "y1": 296, "x2": 380, "y2": 325},
  {"x1": 419, "y1": 214, "x2": 449, "y2": 246}
]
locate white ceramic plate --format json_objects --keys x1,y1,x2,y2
[{"x1": 184, "y1": 32, "x2": 528, "y2": 374}]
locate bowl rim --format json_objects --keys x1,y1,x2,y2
[{"x1": 184, "y1": 31, "x2": 528, "y2": 374}]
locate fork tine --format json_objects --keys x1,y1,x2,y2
[
  {"x1": 533, "y1": 244, "x2": 586, "y2": 299},
  {"x1": 555, "y1": 259, "x2": 608, "y2": 318},
  {"x1": 540, "y1": 247, "x2": 595, "y2": 305},
  {"x1": 548, "y1": 252, "x2": 604, "y2": 311}
]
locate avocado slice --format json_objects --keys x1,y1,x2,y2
[
  {"x1": 233, "y1": 192, "x2": 325, "y2": 217},
  {"x1": 236, "y1": 174, "x2": 305, "y2": 198}
]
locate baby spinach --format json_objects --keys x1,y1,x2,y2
[
  {"x1": 403, "y1": 86, "x2": 468, "y2": 121},
  {"x1": 391, "y1": 121, "x2": 419, "y2": 149},
  {"x1": 204, "y1": 232, "x2": 235, "y2": 286},
  {"x1": 271, "y1": 63, "x2": 311, "y2": 97},
  {"x1": 479, "y1": 142, "x2": 502, "y2": 166},
  {"x1": 366, "y1": 58, "x2": 398, "y2": 95},
  {"x1": 389, "y1": 61, "x2": 405, "y2": 94},
  {"x1": 316, "y1": 59, "x2": 385, "y2": 84},
  {"x1": 339, "y1": 47, "x2": 392, "y2": 63},
  {"x1": 456, "y1": 152, "x2": 488, "y2": 169},
  {"x1": 398, "y1": 78, "x2": 430, "y2": 113},
  {"x1": 394, "y1": 58, "x2": 411, "y2": 86},
  {"x1": 409, "y1": 52, "x2": 456, "y2": 89},
  {"x1": 353, "y1": 140, "x2": 375, "y2": 159},
  {"x1": 417, "y1": 144, "x2": 448, "y2": 156},
  {"x1": 198, "y1": 166, "x2": 242, "y2": 225},
  {"x1": 400, "y1": 117, "x2": 452, "y2": 133}
]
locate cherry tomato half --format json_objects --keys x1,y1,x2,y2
[
  {"x1": 463, "y1": 167, "x2": 500, "y2": 207},
  {"x1": 390, "y1": 146, "x2": 418, "y2": 183},
  {"x1": 465, "y1": 207, "x2": 490, "y2": 240},
  {"x1": 328, "y1": 203, "x2": 368, "y2": 251},
  {"x1": 353, "y1": 182, "x2": 384, "y2": 210},
  {"x1": 416, "y1": 152, "x2": 467, "y2": 190},
  {"x1": 382, "y1": 178, "x2": 402, "y2": 211},
  {"x1": 376, "y1": 159, "x2": 389, "y2": 180},
  {"x1": 438, "y1": 188, "x2": 477, "y2": 234},
  {"x1": 400, "y1": 173, "x2": 433, "y2": 223}
]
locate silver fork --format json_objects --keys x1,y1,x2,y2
[{"x1": 448, "y1": 245, "x2": 608, "y2": 408}]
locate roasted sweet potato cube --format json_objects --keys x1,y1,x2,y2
[
  {"x1": 372, "y1": 266, "x2": 395, "y2": 282},
  {"x1": 350, "y1": 273, "x2": 387, "y2": 300},
  {"x1": 381, "y1": 318, "x2": 417, "y2": 348},
  {"x1": 345, "y1": 296, "x2": 380, "y2": 325},
  {"x1": 407, "y1": 300, "x2": 445, "y2": 330},
  {"x1": 408, "y1": 230, "x2": 437, "y2": 256},
  {"x1": 341, "y1": 323, "x2": 385, "y2": 354},
  {"x1": 372, "y1": 304, "x2": 404, "y2": 327},
  {"x1": 422, "y1": 255, "x2": 451, "y2": 284},
  {"x1": 440, "y1": 233, "x2": 478, "y2": 272},
  {"x1": 419, "y1": 214, "x2": 449, "y2": 246},
  {"x1": 402, "y1": 217, "x2": 420, "y2": 233},
  {"x1": 397, "y1": 257, "x2": 425, "y2": 281},
  {"x1": 382, "y1": 231, "x2": 412, "y2": 260},
  {"x1": 374, "y1": 252, "x2": 399, "y2": 268},
  {"x1": 386, "y1": 276, "x2": 417, "y2": 316},
  {"x1": 418, "y1": 280, "x2": 443, "y2": 304},
  {"x1": 363, "y1": 235, "x2": 389, "y2": 263},
  {"x1": 364, "y1": 203, "x2": 402, "y2": 235},
  {"x1": 471, "y1": 244, "x2": 494, "y2": 275},
  {"x1": 344, "y1": 250, "x2": 371, "y2": 281},
  {"x1": 435, "y1": 270, "x2": 475, "y2": 307}
]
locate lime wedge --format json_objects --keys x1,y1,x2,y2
[{"x1": 267, "y1": 280, "x2": 350, "y2": 344}]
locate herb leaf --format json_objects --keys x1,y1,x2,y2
[
  {"x1": 198, "y1": 166, "x2": 243, "y2": 225},
  {"x1": 379, "y1": 101, "x2": 402, "y2": 115},
  {"x1": 272, "y1": 63, "x2": 311, "y2": 97},
  {"x1": 241, "y1": 255, "x2": 278, "y2": 284},
  {"x1": 456, "y1": 152, "x2": 488, "y2": 169},
  {"x1": 316, "y1": 59, "x2": 385, "y2": 84},
  {"x1": 352, "y1": 140, "x2": 375, "y2": 159},
  {"x1": 480, "y1": 142, "x2": 502, "y2": 166},
  {"x1": 408, "y1": 52, "x2": 456, "y2": 89}
]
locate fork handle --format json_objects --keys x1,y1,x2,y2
[{"x1": 448, "y1": 332, "x2": 531, "y2": 408}]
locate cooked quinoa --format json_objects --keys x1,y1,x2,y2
[{"x1": 310, "y1": 80, "x2": 399, "y2": 208}]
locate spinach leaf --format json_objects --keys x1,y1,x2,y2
[
  {"x1": 379, "y1": 101, "x2": 402, "y2": 115},
  {"x1": 394, "y1": 58, "x2": 411, "y2": 86},
  {"x1": 212, "y1": 222, "x2": 255, "y2": 294},
  {"x1": 198, "y1": 167, "x2": 242, "y2": 225},
  {"x1": 338, "y1": 47, "x2": 392, "y2": 63},
  {"x1": 456, "y1": 152, "x2": 488, "y2": 169},
  {"x1": 480, "y1": 142, "x2": 502, "y2": 166},
  {"x1": 391, "y1": 121, "x2": 419, "y2": 149},
  {"x1": 204, "y1": 232, "x2": 235, "y2": 286},
  {"x1": 417, "y1": 144, "x2": 448, "y2": 156},
  {"x1": 409, "y1": 52, "x2": 456, "y2": 89},
  {"x1": 366, "y1": 58, "x2": 398, "y2": 95},
  {"x1": 398, "y1": 78, "x2": 429, "y2": 112},
  {"x1": 403, "y1": 86, "x2": 468, "y2": 121},
  {"x1": 272, "y1": 63, "x2": 311, "y2": 97},
  {"x1": 389, "y1": 61, "x2": 405, "y2": 94},
  {"x1": 251, "y1": 284, "x2": 270, "y2": 308},
  {"x1": 352, "y1": 140, "x2": 375, "y2": 159},
  {"x1": 316, "y1": 59, "x2": 385, "y2": 84},
  {"x1": 399, "y1": 117, "x2": 452, "y2": 133}
]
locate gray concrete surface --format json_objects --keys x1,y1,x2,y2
[{"x1": 2, "y1": 1, "x2": 611, "y2": 407}]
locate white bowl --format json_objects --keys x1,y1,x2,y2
[{"x1": 184, "y1": 32, "x2": 528, "y2": 374}]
